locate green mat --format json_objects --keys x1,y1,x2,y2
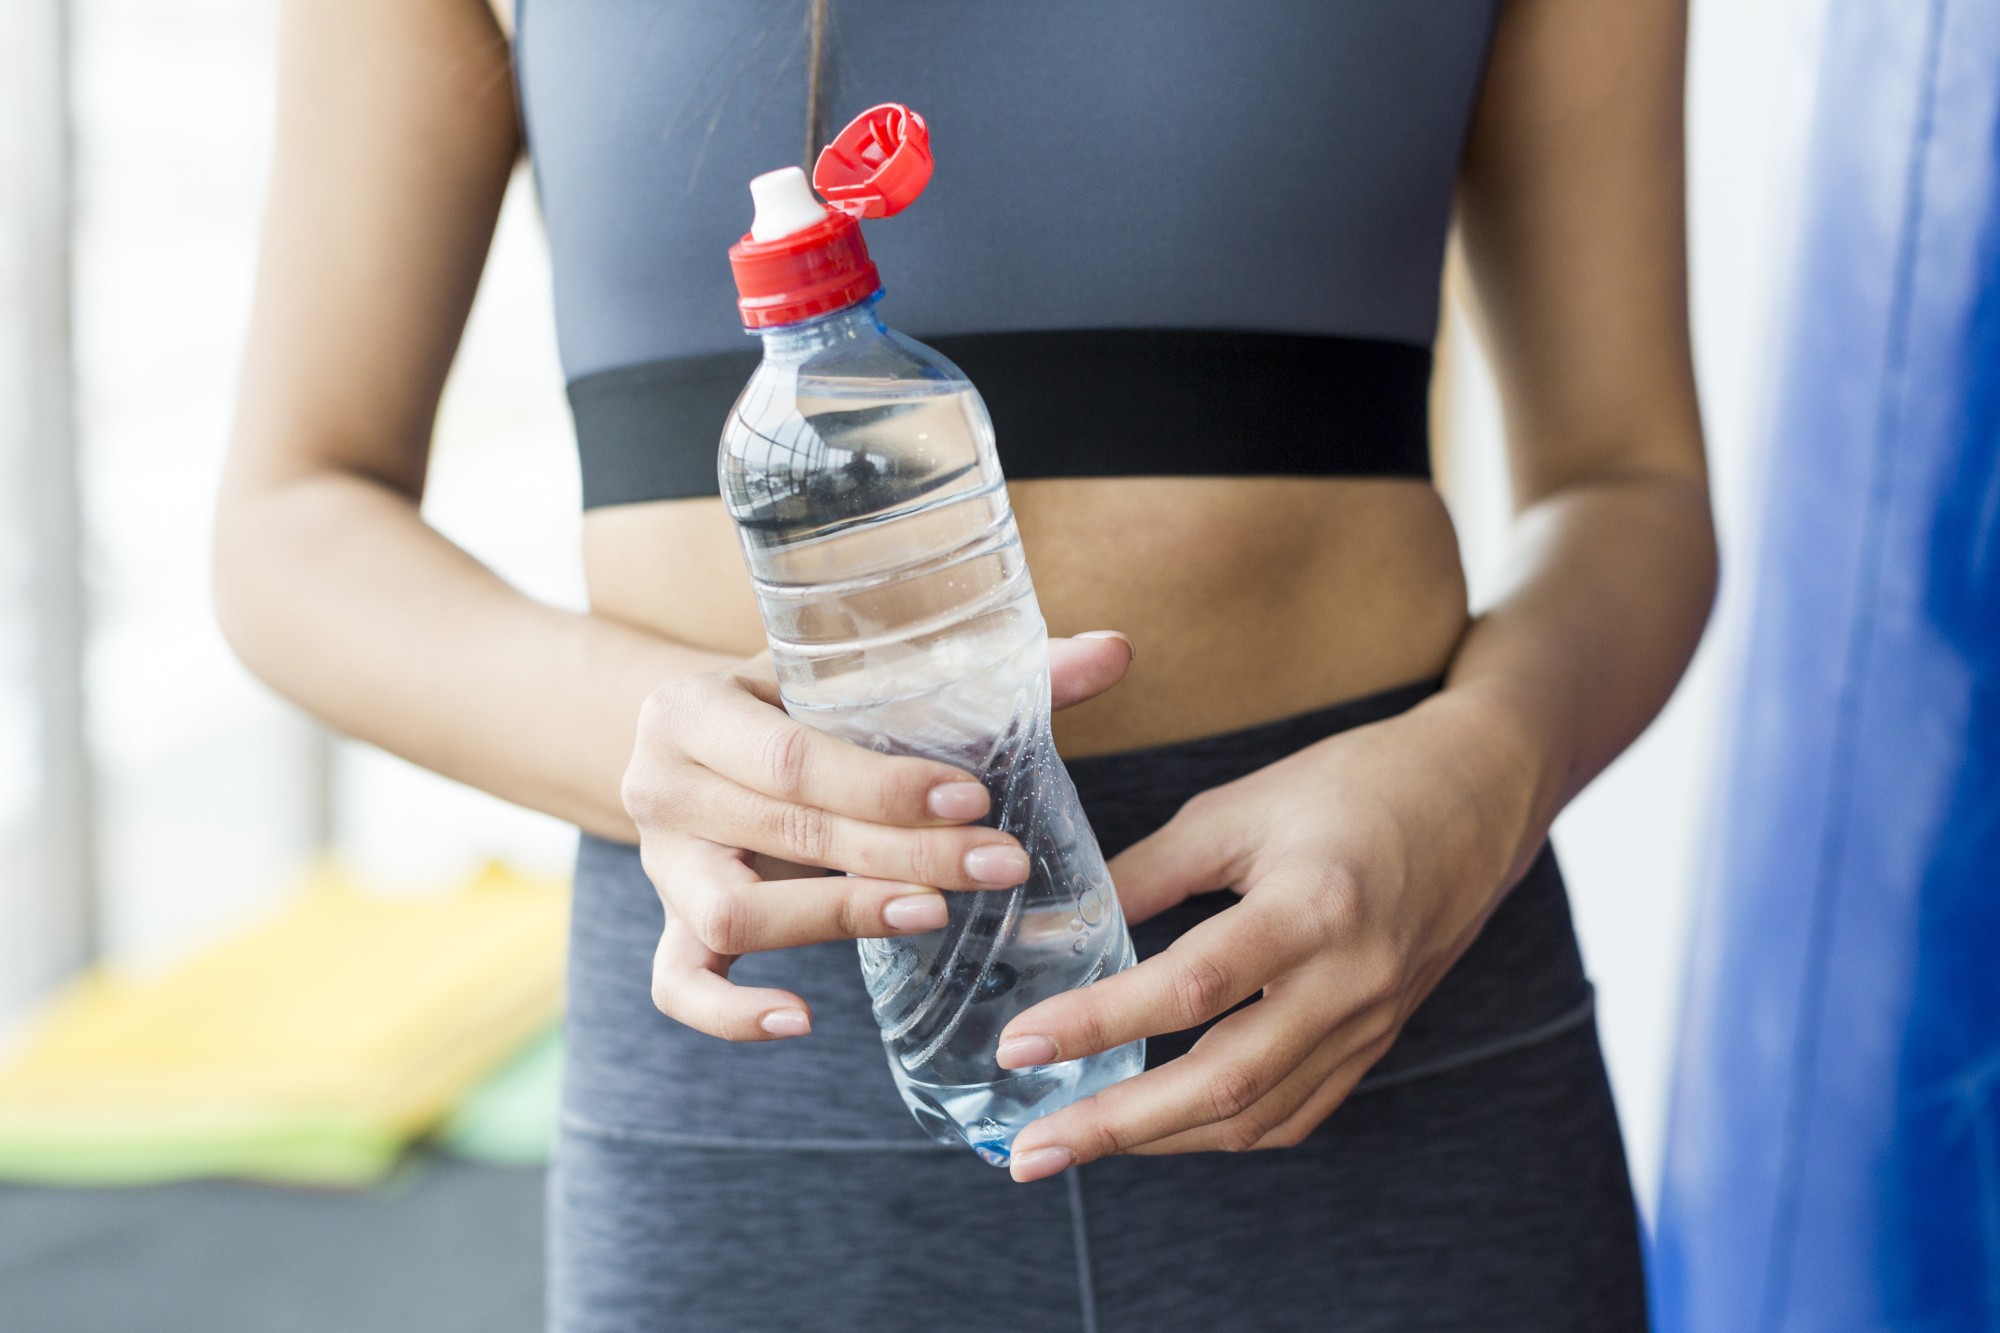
[{"x1": 436, "y1": 1028, "x2": 562, "y2": 1166}]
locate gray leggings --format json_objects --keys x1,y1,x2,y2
[{"x1": 549, "y1": 681, "x2": 1648, "y2": 1331}]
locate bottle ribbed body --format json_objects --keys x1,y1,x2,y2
[{"x1": 720, "y1": 302, "x2": 1142, "y2": 1163}]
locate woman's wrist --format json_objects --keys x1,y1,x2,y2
[
  {"x1": 1397, "y1": 676, "x2": 1566, "y2": 896},
  {"x1": 572, "y1": 610, "x2": 742, "y2": 842}
]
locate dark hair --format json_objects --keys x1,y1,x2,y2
[{"x1": 804, "y1": 0, "x2": 829, "y2": 166}]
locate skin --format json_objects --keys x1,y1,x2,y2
[{"x1": 216, "y1": 0, "x2": 1713, "y2": 1186}]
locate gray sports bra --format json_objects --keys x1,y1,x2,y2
[{"x1": 515, "y1": 0, "x2": 1499, "y2": 508}]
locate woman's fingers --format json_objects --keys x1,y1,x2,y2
[
  {"x1": 648, "y1": 911, "x2": 813, "y2": 1042},
  {"x1": 646, "y1": 838, "x2": 954, "y2": 955},
  {"x1": 646, "y1": 838, "x2": 958, "y2": 1040},
  {"x1": 1006, "y1": 991, "x2": 1327, "y2": 1180},
  {"x1": 1129, "y1": 1020, "x2": 1395, "y2": 1156},
  {"x1": 1247, "y1": 1036, "x2": 1397, "y2": 1150},
  {"x1": 663, "y1": 778, "x2": 1029, "y2": 889},
  {"x1": 677, "y1": 872, "x2": 952, "y2": 954},
  {"x1": 642, "y1": 674, "x2": 989, "y2": 827},
  {"x1": 1048, "y1": 632, "x2": 1135, "y2": 711},
  {"x1": 634, "y1": 634, "x2": 1133, "y2": 1048},
  {"x1": 995, "y1": 896, "x2": 1307, "y2": 1068},
  {"x1": 627, "y1": 674, "x2": 1026, "y2": 887},
  {"x1": 1103, "y1": 790, "x2": 1246, "y2": 925},
  {"x1": 655, "y1": 636, "x2": 1136, "y2": 831}
]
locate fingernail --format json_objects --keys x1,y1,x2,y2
[
  {"x1": 759, "y1": 1008, "x2": 811, "y2": 1038},
  {"x1": 927, "y1": 781, "x2": 989, "y2": 821},
  {"x1": 1010, "y1": 1146, "x2": 1074, "y2": 1183},
  {"x1": 882, "y1": 894, "x2": 948, "y2": 932},
  {"x1": 996, "y1": 1035, "x2": 1058, "y2": 1069},
  {"x1": 1075, "y1": 630, "x2": 1135, "y2": 660},
  {"x1": 965, "y1": 844, "x2": 1031, "y2": 886}
]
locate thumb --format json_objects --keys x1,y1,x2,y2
[
  {"x1": 1048, "y1": 631, "x2": 1134, "y2": 711},
  {"x1": 1106, "y1": 795, "x2": 1242, "y2": 926}
]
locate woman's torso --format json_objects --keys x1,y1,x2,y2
[{"x1": 517, "y1": 0, "x2": 1497, "y2": 753}]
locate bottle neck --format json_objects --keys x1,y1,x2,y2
[{"x1": 751, "y1": 294, "x2": 886, "y2": 361}]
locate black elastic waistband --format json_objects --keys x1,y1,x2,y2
[{"x1": 567, "y1": 328, "x2": 1434, "y2": 510}]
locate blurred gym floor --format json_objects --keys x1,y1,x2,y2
[{"x1": 0, "y1": 1158, "x2": 543, "y2": 1332}]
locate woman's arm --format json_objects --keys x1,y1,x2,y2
[
  {"x1": 215, "y1": 0, "x2": 730, "y2": 841},
  {"x1": 221, "y1": 0, "x2": 1133, "y2": 1035},
  {"x1": 993, "y1": 0, "x2": 1716, "y2": 1178},
  {"x1": 1445, "y1": 0, "x2": 1715, "y2": 874}
]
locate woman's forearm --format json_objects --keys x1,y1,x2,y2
[
  {"x1": 1430, "y1": 470, "x2": 1718, "y2": 888},
  {"x1": 211, "y1": 0, "x2": 697, "y2": 838},
  {"x1": 215, "y1": 465, "x2": 731, "y2": 842}
]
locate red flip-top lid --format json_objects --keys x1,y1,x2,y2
[
  {"x1": 728, "y1": 103, "x2": 933, "y2": 328},
  {"x1": 812, "y1": 104, "x2": 932, "y2": 218}
]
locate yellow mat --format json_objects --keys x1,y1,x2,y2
[{"x1": 0, "y1": 864, "x2": 566, "y2": 1187}]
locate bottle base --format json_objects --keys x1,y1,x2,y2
[{"x1": 886, "y1": 1041, "x2": 1145, "y2": 1167}]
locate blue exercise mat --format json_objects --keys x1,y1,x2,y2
[{"x1": 1654, "y1": 1, "x2": 2000, "y2": 1328}]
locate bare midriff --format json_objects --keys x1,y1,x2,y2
[{"x1": 584, "y1": 476, "x2": 1471, "y2": 757}]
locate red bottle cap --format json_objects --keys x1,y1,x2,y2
[
  {"x1": 728, "y1": 103, "x2": 934, "y2": 328},
  {"x1": 812, "y1": 104, "x2": 932, "y2": 219}
]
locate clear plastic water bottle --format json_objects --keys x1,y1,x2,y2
[{"x1": 720, "y1": 105, "x2": 1143, "y2": 1165}]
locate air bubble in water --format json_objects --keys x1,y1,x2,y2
[{"x1": 1078, "y1": 887, "x2": 1104, "y2": 926}]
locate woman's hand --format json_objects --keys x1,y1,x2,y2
[
  {"x1": 995, "y1": 689, "x2": 1544, "y2": 1181},
  {"x1": 626, "y1": 632, "x2": 1135, "y2": 1043}
]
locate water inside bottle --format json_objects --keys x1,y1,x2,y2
[{"x1": 724, "y1": 372, "x2": 1144, "y2": 1163}]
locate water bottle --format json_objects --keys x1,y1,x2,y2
[{"x1": 719, "y1": 105, "x2": 1143, "y2": 1165}]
